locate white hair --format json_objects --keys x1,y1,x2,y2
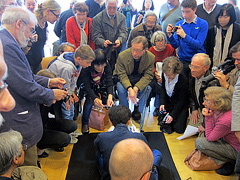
[
  {"x1": 1, "y1": 6, "x2": 37, "y2": 25},
  {"x1": 0, "y1": 130, "x2": 23, "y2": 175}
]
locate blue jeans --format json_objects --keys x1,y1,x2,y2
[
  {"x1": 61, "y1": 101, "x2": 74, "y2": 120},
  {"x1": 82, "y1": 97, "x2": 94, "y2": 125},
  {"x1": 117, "y1": 82, "x2": 152, "y2": 113}
]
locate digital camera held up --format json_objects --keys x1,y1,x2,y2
[
  {"x1": 201, "y1": 57, "x2": 236, "y2": 88},
  {"x1": 171, "y1": 26, "x2": 178, "y2": 34}
]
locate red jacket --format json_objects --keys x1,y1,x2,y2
[{"x1": 66, "y1": 16, "x2": 95, "y2": 50}]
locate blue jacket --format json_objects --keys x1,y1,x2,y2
[
  {"x1": 94, "y1": 124, "x2": 147, "y2": 179},
  {"x1": 168, "y1": 17, "x2": 208, "y2": 62},
  {"x1": 0, "y1": 29, "x2": 54, "y2": 148}
]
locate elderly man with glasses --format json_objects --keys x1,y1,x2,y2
[
  {"x1": 92, "y1": 0, "x2": 128, "y2": 72},
  {"x1": 0, "y1": 6, "x2": 68, "y2": 167},
  {"x1": 188, "y1": 53, "x2": 217, "y2": 135},
  {"x1": 127, "y1": 11, "x2": 162, "y2": 49}
]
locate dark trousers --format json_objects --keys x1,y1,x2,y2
[
  {"x1": 37, "y1": 118, "x2": 77, "y2": 149},
  {"x1": 181, "y1": 60, "x2": 191, "y2": 81},
  {"x1": 167, "y1": 107, "x2": 188, "y2": 134}
]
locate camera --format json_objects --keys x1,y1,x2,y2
[
  {"x1": 123, "y1": 0, "x2": 127, "y2": 4},
  {"x1": 201, "y1": 57, "x2": 236, "y2": 88},
  {"x1": 158, "y1": 112, "x2": 169, "y2": 126},
  {"x1": 139, "y1": 10, "x2": 145, "y2": 16},
  {"x1": 63, "y1": 84, "x2": 70, "y2": 102},
  {"x1": 171, "y1": 26, "x2": 178, "y2": 34}
]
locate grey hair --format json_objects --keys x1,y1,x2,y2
[
  {"x1": 105, "y1": 0, "x2": 118, "y2": 6},
  {"x1": 143, "y1": 10, "x2": 158, "y2": 24},
  {"x1": 0, "y1": 130, "x2": 23, "y2": 175},
  {"x1": 1, "y1": 6, "x2": 37, "y2": 25},
  {"x1": 58, "y1": 42, "x2": 75, "y2": 55},
  {"x1": 162, "y1": 56, "x2": 183, "y2": 74},
  {"x1": 150, "y1": 31, "x2": 167, "y2": 46},
  {"x1": 192, "y1": 53, "x2": 211, "y2": 67}
]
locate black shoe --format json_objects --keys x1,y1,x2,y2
[
  {"x1": 160, "y1": 125, "x2": 163, "y2": 131},
  {"x1": 37, "y1": 160, "x2": 41, "y2": 168},
  {"x1": 82, "y1": 124, "x2": 89, "y2": 134},
  {"x1": 38, "y1": 151, "x2": 49, "y2": 158},
  {"x1": 55, "y1": 147, "x2": 64, "y2": 152},
  {"x1": 162, "y1": 125, "x2": 173, "y2": 134},
  {"x1": 153, "y1": 108, "x2": 160, "y2": 117},
  {"x1": 215, "y1": 162, "x2": 235, "y2": 176}
]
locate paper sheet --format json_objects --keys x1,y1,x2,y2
[{"x1": 177, "y1": 125, "x2": 198, "y2": 140}]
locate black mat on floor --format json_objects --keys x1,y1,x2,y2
[{"x1": 66, "y1": 132, "x2": 180, "y2": 180}]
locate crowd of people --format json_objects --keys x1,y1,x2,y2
[{"x1": 1, "y1": 0, "x2": 240, "y2": 179}]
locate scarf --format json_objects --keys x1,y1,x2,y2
[
  {"x1": 212, "y1": 24, "x2": 233, "y2": 67},
  {"x1": 77, "y1": 20, "x2": 88, "y2": 45}
]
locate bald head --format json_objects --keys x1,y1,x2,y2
[{"x1": 109, "y1": 139, "x2": 153, "y2": 180}]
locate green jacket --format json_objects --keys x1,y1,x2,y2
[{"x1": 115, "y1": 48, "x2": 154, "y2": 91}]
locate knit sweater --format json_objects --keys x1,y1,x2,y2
[
  {"x1": 66, "y1": 16, "x2": 95, "y2": 50},
  {"x1": 205, "y1": 110, "x2": 240, "y2": 152},
  {"x1": 149, "y1": 44, "x2": 176, "y2": 71},
  {"x1": 196, "y1": 4, "x2": 221, "y2": 29},
  {"x1": 167, "y1": 17, "x2": 208, "y2": 62}
]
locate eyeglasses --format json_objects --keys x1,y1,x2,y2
[
  {"x1": 50, "y1": 10, "x2": 60, "y2": 18},
  {"x1": 22, "y1": 144, "x2": 28, "y2": 151},
  {"x1": 21, "y1": 19, "x2": 36, "y2": 35},
  {"x1": 139, "y1": 166, "x2": 156, "y2": 180},
  {"x1": 203, "y1": 97, "x2": 213, "y2": 105},
  {"x1": 0, "y1": 81, "x2": 8, "y2": 95},
  {"x1": 146, "y1": 21, "x2": 156, "y2": 25},
  {"x1": 234, "y1": 58, "x2": 240, "y2": 62},
  {"x1": 155, "y1": 40, "x2": 164, "y2": 43},
  {"x1": 188, "y1": 64, "x2": 204, "y2": 70},
  {"x1": 107, "y1": 6, "x2": 117, "y2": 10}
]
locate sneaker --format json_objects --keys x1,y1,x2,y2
[
  {"x1": 70, "y1": 131, "x2": 82, "y2": 138},
  {"x1": 153, "y1": 108, "x2": 160, "y2": 117},
  {"x1": 215, "y1": 162, "x2": 235, "y2": 176},
  {"x1": 70, "y1": 136, "x2": 78, "y2": 144}
]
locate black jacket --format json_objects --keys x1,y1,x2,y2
[
  {"x1": 160, "y1": 73, "x2": 189, "y2": 120},
  {"x1": 81, "y1": 62, "x2": 113, "y2": 101},
  {"x1": 205, "y1": 23, "x2": 240, "y2": 65}
]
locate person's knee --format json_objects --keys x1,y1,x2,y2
[
  {"x1": 195, "y1": 137, "x2": 207, "y2": 151},
  {"x1": 117, "y1": 82, "x2": 126, "y2": 94}
]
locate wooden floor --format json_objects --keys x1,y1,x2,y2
[{"x1": 40, "y1": 100, "x2": 238, "y2": 180}]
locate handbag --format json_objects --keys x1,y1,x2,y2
[
  {"x1": 184, "y1": 149, "x2": 223, "y2": 171},
  {"x1": 89, "y1": 107, "x2": 109, "y2": 131}
]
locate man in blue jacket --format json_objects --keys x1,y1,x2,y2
[
  {"x1": 94, "y1": 105, "x2": 162, "y2": 180},
  {"x1": 0, "y1": 6, "x2": 68, "y2": 166},
  {"x1": 166, "y1": 0, "x2": 208, "y2": 79}
]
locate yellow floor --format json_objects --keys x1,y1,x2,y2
[{"x1": 40, "y1": 101, "x2": 238, "y2": 180}]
